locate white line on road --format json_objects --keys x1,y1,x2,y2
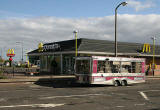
[
  {"x1": 40, "y1": 93, "x2": 106, "y2": 99},
  {"x1": 116, "y1": 106, "x2": 125, "y2": 108},
  {"x1": 139, "y1": 91, "x2": 149, "y2": 101},
  {"x1": 138, "y1": 90, "x2": 160, "y2": 101},
  {"x1": 0, "y1": 103, "x2": 65, "y2": 108},
  {"x1": 135, "y1": 103, "x2": 145, "y2": 106}
]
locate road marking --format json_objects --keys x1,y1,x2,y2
[
  {"x1": 116, "y1": 106, "x2": 125, "y2": 108},
  {"x1": 24, "y1": 82, "x2": 34, "y2": 84},
  {"x1": 139, "y1": 91, "x2": 149, "y2": 101},
  {"x1": 29, "y1": 85, "x2": 42, "y2": 88},
  {"x1": 40, "y1": 93, "x2": 106, "y2": 99},
  {"x1": 138, "y1": 90, "x2": 160, "y2": 101},
  {"x1": 135, "y1": 103, "x2": 145, "y2": 106},
  {"x1": 0, "y1": 103, "x2": 65, "y2": 108}
]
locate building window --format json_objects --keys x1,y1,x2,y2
[{"x1": 40, "y1": 56, "x2": 48, "y2": 70}]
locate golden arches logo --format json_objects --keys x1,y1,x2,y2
[
  {"x1": 143, "y1": 43, "x2": 151, "y2": 53},
  {"x1": 6, "y1": 49, "x2": 15, "y2": 57},
  {"x1": 7, "y1": 49, "x2": 15, "y2": 54},
  {"x1": 38, "y1": 43, "x2": 43, "y2": 52}
]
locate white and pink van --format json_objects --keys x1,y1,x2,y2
[{"x1": 75, "y1": 56, "x2": 145, "y2": 86}]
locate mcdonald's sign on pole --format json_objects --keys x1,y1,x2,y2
[
  {"x1": 6, "y1": 49, "x2": 15, "y2": 57},
  {"x1": 142, "y1": 43, "x2": 151, "y2": 53},
  {"x1": 6, "y1": 49, "x2": 15, "y2": 67}
]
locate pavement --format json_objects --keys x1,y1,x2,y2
[
  {"x1": 0, "y1": 74, "x2": 160, "y2": 83},
  {"x1": 146, "y1": 75, "x2": 160, "y2": 78},
  {"x1": 0, "y1": 75, "x2": 75, "y2": 83}
]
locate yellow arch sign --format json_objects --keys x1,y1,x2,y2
[
  {"x1": 7, "y1": 49, "x2": 15, "y2": 54},
  {"x1": 7, "y1": 49, "x2": 15, "y2": 57},
  {"x1": 143, "y1": 43, "x2": 151, "y2": 53}
]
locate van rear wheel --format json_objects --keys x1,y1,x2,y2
[
  {"x1": 114, "y1": 80, "x2": 120, "y2": 87},
  {"x1": 121, "y1": 80, "x2": 127, "y2": 86}
]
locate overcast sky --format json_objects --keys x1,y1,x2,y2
[{"x1": 0, "y1": 0, "x2": 160, "y2": 61}]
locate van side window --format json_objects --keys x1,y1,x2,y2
[
  {"x1": 121, "y1": 62, "x2": 132, "y2": 73},
  {"x1": 112, "y1": 61, "x2": 120, "y2": 73},
  {"x1": 132, "y1": 62, "x2": 142, "y2": 73},
  {"x1": 97, "y1": 61, "x2": 112, "y2": 73}
]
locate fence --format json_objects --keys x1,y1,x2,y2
[{"x1": 0, "y1": 66, "x2": 40, "y2": 76}]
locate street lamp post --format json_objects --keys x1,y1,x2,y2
[
  {"x1": 16, "y1": 42, "x2": 23, "y2": 62},
  {"x1": 73, "y1": 30, "x2": 78, "y2": 57},
  {"x1": 151, "y1": 37, "x2": 156, "y2": 76},
  {"x1": 115, "y1": 2, "x2": 127, "y2": 57}
]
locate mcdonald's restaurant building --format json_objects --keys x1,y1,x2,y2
[{"x1": 28, "y1": 38, "x2": 160, "y2": 76}]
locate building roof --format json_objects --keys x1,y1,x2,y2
[{"x1": 28, "y1": 38, "x2": 160, "y2": 56}]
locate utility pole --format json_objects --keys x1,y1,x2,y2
[
  {"x1": 115, "y1": 2, "x2": 127, "y2": 57},
  {"x1": 73, "y1": 30, "x2": 78, "y2": 57},
  {"x1": 151, "y1": 37, "x2": 156, "y2": 76}
]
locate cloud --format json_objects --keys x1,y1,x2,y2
[
  {"x1": 0, "y1": 14, "x2": 160, "y2": 60},
  {"x1": 127, "y1": 0, "x2": 155, "y2": 11}
]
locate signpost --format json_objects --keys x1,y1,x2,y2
[{"x1": 6, "y1": 49, "x2": 15, "y2": 67}]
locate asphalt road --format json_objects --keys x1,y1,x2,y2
[{"x1": 0, "y1": 79, "x2": 160, "y2": 110}]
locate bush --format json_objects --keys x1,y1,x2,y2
[
  {"x1": 0, "y1": 71, "x2": 2, "y2": 75},
  {"x1": 0, "y1": 71, "x2": 7, "y2": 79},
  {"x1": 0, "y1": 76, "x2": 7, "y2": 79}
]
